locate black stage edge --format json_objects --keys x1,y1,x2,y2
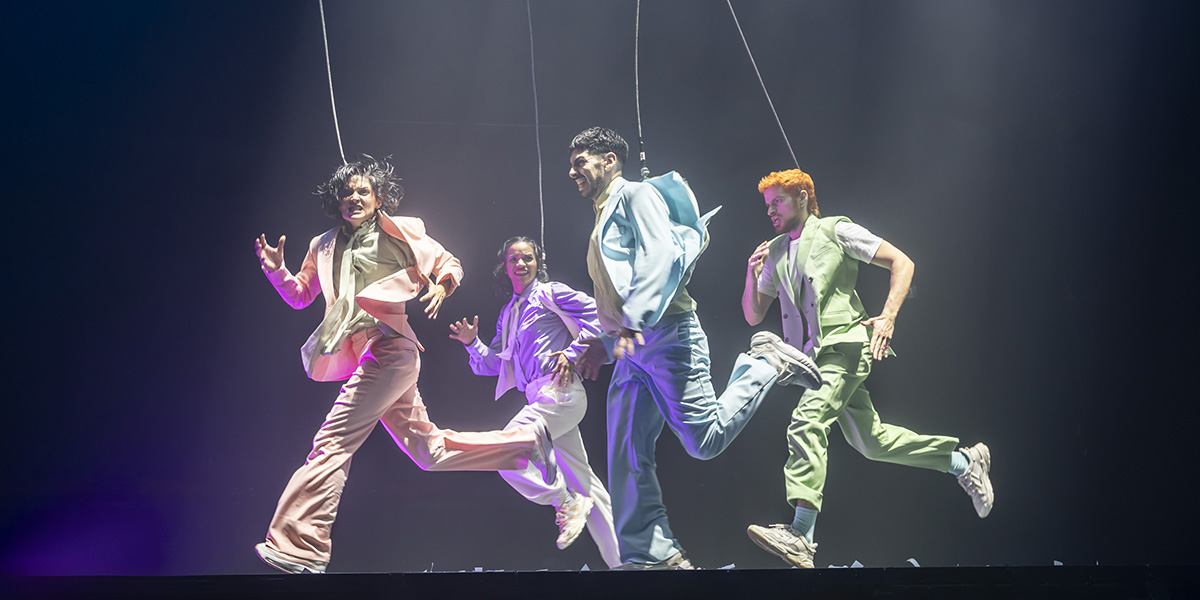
[{"x1": 5, "y1": 565, "x2": 1198, "y2": 600}]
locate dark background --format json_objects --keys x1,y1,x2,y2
[{"x1": 3, "y1": 0, "x2": 1198, "y2": 575}]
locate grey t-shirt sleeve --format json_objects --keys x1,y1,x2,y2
[
  {"x1": 756, "y1": 245, "x2": 780, "y2": 298},
  {"x1": 835, "y1": 221, "x2": 883, "y2": 264}
]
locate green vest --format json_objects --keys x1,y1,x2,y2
[{"x1": 767, "y1": 214, "x2": 880, "y2": 350}]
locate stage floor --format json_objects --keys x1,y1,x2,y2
[{"x1": 5, "y1": 565, "x2": 1199, "y2": 600}]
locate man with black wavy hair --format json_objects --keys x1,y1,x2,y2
[{"x1": 252, "y1": 155, "x2": 555, "y2": 574}]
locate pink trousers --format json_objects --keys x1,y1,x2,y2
[{"x1": 263, "y1": 336, "x2": 538, "y2": 563}]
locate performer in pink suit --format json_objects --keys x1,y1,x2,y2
[{"x1": 252, "y1": 155, "x2": 554, "y2": 574}]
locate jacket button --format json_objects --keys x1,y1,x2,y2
[
  {"x1": 783, "y1": 314, "x2": 788, "y2": 319},
  {"x1": 784, "y1": 337, "x2": 790, "y2": 343}
]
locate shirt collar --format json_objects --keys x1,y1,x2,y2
[
  {"x1": 340, "y1": 213, "x2": 379, "y2": 239},
  {"x1": 593, "y1": 176, "x2": 625, "y2": 218},
  {"x1": 511, "y1": 278, "x2": 542, "y2": 304}
]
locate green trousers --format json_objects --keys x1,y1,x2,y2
[{"x1": 785, "y1": 342, "x2": 960, "y2": 511}]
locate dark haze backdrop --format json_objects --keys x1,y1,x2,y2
[{"x1": 3, "y1": 0, "x2": 1198, "y2": 575}]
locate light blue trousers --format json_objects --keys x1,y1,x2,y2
[{"x1": 606, "y1": 311, "x2": 777, "y2": 564}]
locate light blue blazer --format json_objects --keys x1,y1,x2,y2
[{"x1": 594, "y1": 172, "x2": 720, "y2": 354}]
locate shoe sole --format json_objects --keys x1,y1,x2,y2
[
  {"x1": 556, "y1": 496, "x2": 594, "y2": 550},
  {"x1": 255, "y1": 543, "x2": 325, "y2": 574},
  {"x1": 974, "y1": 443, "x2": 994, "y2": 518},
  {"x1": 746, "y1": 526, "x2": 814, "y2": 569},
  {"x1": 613, "y1": 553, "x2": 694, "y2": 570}
]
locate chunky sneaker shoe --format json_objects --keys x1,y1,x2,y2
[
  {"x1": 529, "y1": 419, "x2": 558, "y2": 486},
  {"x1": 554, "y1": 492, "x2": 594, "y2": 549},
  {"x1": 957, "y1": 442, "x2": 994, "y2": 518},
  {"x1": 747, "y1": 331, "x2": 822, "y2": 389},
  {"x1": 255, "y1": 542, "x2": 327, "y2": 574},
  {"x1": 746, "y1": 524, "x2": 817, "y2": 568},
  {"x1": 613, "y1": 550, "x2": 696, "y2": 570}
]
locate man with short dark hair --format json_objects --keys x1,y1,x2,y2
[{"x1": 569, "y1": 128, "x2": 821, "y2": 569}]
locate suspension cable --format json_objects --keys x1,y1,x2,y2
[
  {"x1": 634, "y1": 0, "x2": 650, "y2": 180},
  {"x1": 726, "y1": 0, "x2": 800, "y2": 170},
  {"x1": 318, "y1": 0, "x2": 347, "y2": 165},
  {"x1": 525, "y1": 0, "x2": 545, "y2": 246}
]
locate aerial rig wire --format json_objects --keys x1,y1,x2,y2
[
  {"x1": 318, "y1": 0, "x2": 348, "y2": 165},
  {"x1": 634, "y1": 0, "x2": 651, "y2": 180},
  {"x1": 726, "y1": 1, "x2": 801, "y2": 170},
  {"x1": 525, "y1": 0, "x2": 546, "y2": 247}
]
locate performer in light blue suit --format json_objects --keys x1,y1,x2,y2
[{"x1": 569, "y1": 128, "x2": 822, "y2": 569}]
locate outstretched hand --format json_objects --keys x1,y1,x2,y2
[
  {"x1": 255, "y1": 234, "x2": 286, "y2": 272},
  {"x1": 448, "y1": 316, "x2": 479, "y2": 345},
  {"x1": 417, "y1": 271, "x2": 448, "y2": 319},
  {"x1": 861, "y1": 314, "x2": 895, "y2": 361}
]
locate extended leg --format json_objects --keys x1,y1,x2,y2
[
  {"x1": 640, "y1": 312, "x2": 777, "y2": 460},
  {"x1": 263, "y1": 337, "x2": 423, "y2": 565}
]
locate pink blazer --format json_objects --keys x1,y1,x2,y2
[{"x1": 265, "y1": 212, "x2": 463, "y2": 380}]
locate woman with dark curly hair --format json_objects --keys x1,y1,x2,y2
[
  {"x1": 251, "y1": 156, "x2": 554, "y2": 574},
  {"x1": 448, "y1": 236, "x2": 620, "y2": 568}
]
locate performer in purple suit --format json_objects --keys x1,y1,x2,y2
[{"x1": 449, "y1": 236, "x2": 620, "y2": 568}]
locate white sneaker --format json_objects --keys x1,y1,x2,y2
[
  {"x1": 255, "y1": 542, "x2": 327, "y2": 574},
  {"x1": 529, "y1": 419, "x2": 557, "y2": 486},
  {"x1": 554, "y1": 492, "x2": 594, "y2": 549},
  {"x1": 613, "y1": 550, "x2": 696, "y2": 570},
  {"x1": 957, "y1": 442, "x2": 994, "y2": 518},
  {"x1": 747, "y1": 332, "x2": 822, "y2": 389},
  {"x1": 746, "y1": 524, "x2": 816, "y2": 568}
]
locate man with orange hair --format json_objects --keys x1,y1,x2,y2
[{"x1": 742, "y1": 169, "x2": 993, "y2": 569}]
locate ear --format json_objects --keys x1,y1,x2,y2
[{"x1": 603, "y1": 152, "x2": 618, "y2": 171}]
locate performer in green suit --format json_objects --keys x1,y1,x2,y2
[{"x1": 741, "y1": 169, "x2": 994, "y2": 569}]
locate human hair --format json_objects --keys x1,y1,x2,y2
[
  {"x1": 315, "y1": 154, "x2": 404, "y2": 220},
  {"x1": 757, "y1": 169, "x2": 820, "y2": 217},
  {"x1": 493, "y1": 236, "x2": 550, "y2": 297},
  {"x1": 569, "y1": 127, "x2": 628, "y2": 166}
]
